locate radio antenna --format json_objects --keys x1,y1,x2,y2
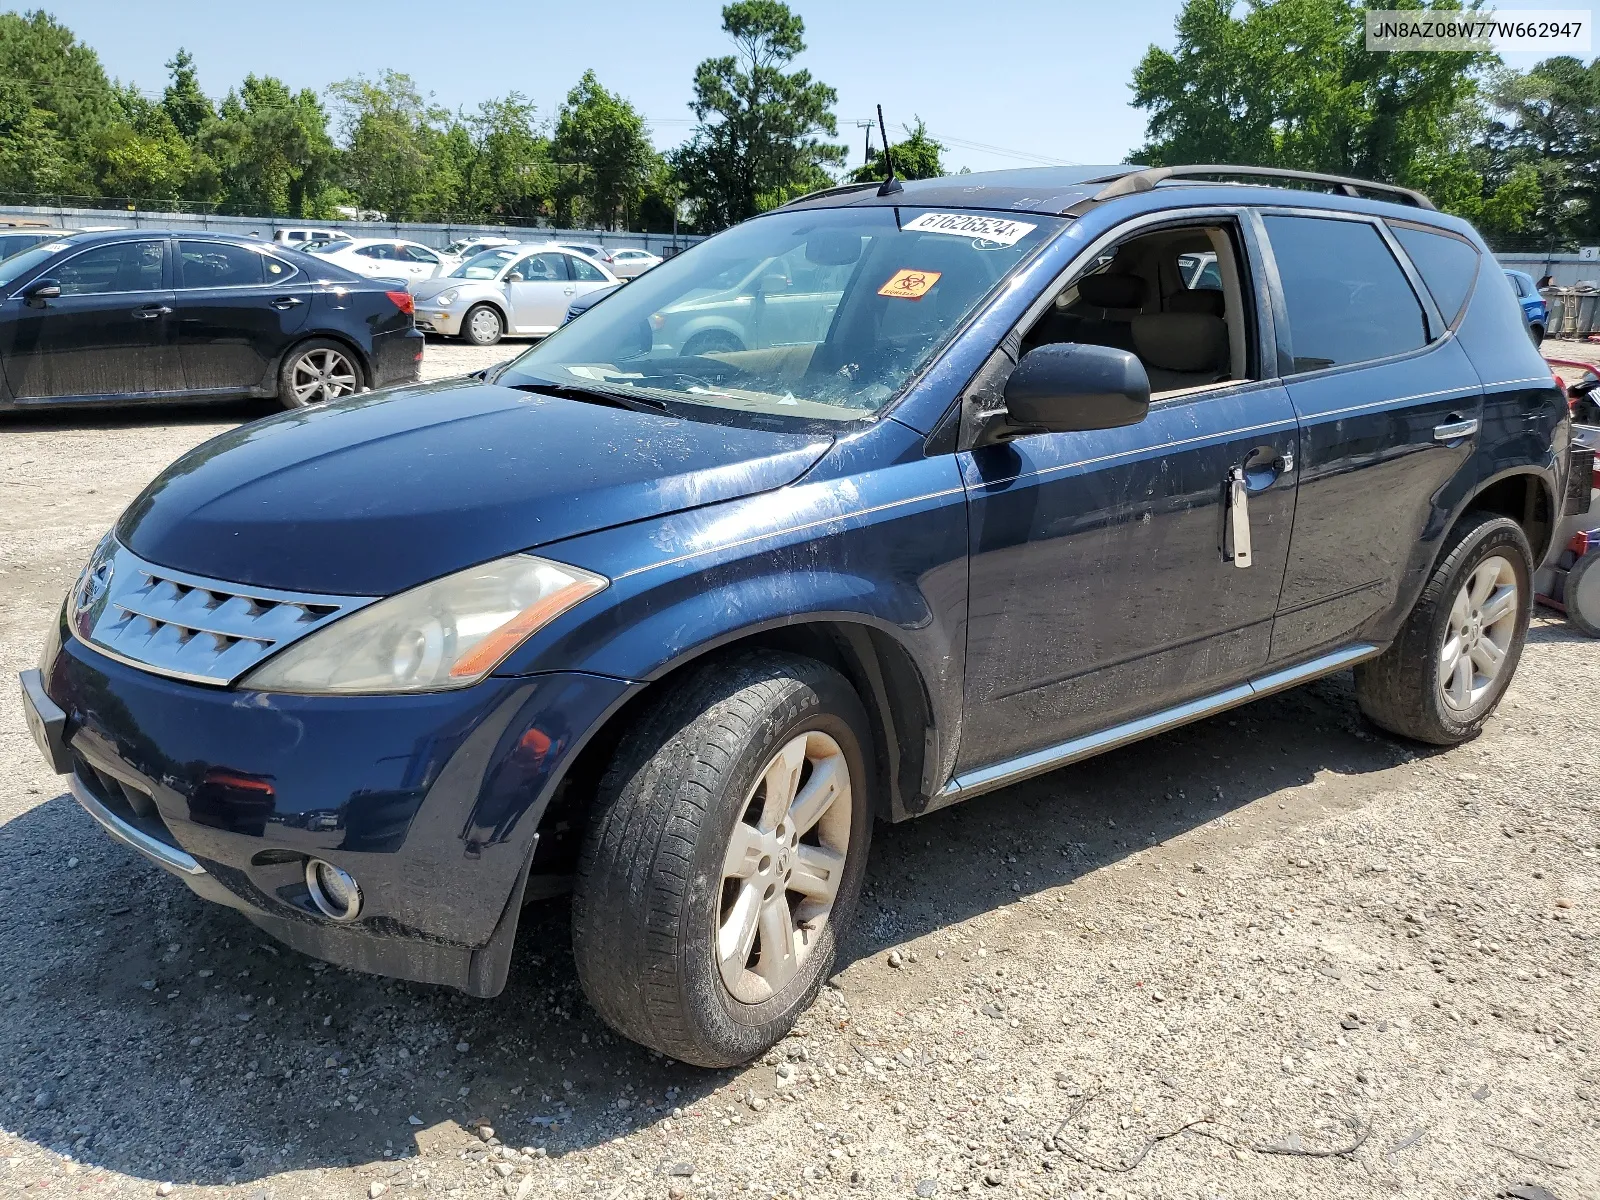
[{"x1": 876, "y1": 104, "x2": 902, "y2": 197}]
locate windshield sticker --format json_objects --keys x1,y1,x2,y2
[
  {"x1": 903, "y1": 212, "x2": 1037, "y2": 246},
  {"x1": 878, "y1": 269, "x2": 942, "y2": 300}
]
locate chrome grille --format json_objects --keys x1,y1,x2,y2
[{"x1": 75, "y1": 539, "x2": 376, "y2": 686}]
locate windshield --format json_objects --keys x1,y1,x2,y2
[
  {"x1": 449, "y1": 247, "x2": 521, "y2": 280},
  {"x1": 499, "y1": 206, "x2": 1061, "y2": 423},
  {"x1": 0, "y1": 241, "x2": 73, "y2": 289},
  {"x1": 308, "y1": 239, "x2": 351, "y2": 255}
]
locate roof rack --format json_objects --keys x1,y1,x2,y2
[
  {"x1": 1062, "y1": 164, "x2": 1435, "y2": 214},
  {"x1": 781, "y1": 180, "x2": 886, "y2": 207}
]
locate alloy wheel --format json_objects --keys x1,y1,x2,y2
[
  {"x1": 290, "y1": 348, "x2": 359, "y2": 404},
  {"x1": 717, "y1": 731, "x2": 853, "y2": 1004},
  {"x1": 1438, "y1": 554, "x2": 1518, "y2": 712}
]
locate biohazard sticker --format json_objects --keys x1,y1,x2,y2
[
  {"x1": 878, "y1": 268, "x2": 941, "y2": 299},
  {"x1": 903, "y1": 212, "x2": 1037, "y2": 246}
]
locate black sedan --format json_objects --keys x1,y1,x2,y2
[{"x1": 0, "y1": 230, "x2": 423, "y2": 411}]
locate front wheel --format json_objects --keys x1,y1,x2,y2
[
  {"x1": 1354, "y1": 513, "x2": 1533, "y2": 744},
  {"x1": 1530, "y1": 322, "x2": 1545, "y2": 345},
  {"x1": 571, "y1": 652, "x2": 873, "y2": 1067},
  {"x1": 463, "y1": 303, "x2": 505, "y2": 347}
]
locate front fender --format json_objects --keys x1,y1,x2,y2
[{"x1": 493, "y1": 450, "x2": 971, "y2": 779}]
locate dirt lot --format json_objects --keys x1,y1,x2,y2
[{"x1": 1, "y1": 339, "x2": 1597, "y2": 1200}]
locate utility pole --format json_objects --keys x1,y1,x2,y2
[{"x1": 854, "y1": 119, "x2": 876, "y2": 166}]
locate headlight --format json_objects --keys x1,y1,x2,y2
[
  {"x1": 240, "y1": 553, "x2": 607, "y2": 695},
  {"x1": 436, "y1": 288, "x2": 460, "y2": 305}
]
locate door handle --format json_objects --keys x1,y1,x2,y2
[
  {"x1": 1225, "y1": 466, "x2": 1253, "y2": 569},
  {"x1": 1433, "y1": 416, "x2": 1479, "y2": 442},
  {"x1": 271, "y1": 296, "x2": 304, "y2": 310},
  {"x1": 131, "y1": 305, "x2": 172, "y2": 320}
]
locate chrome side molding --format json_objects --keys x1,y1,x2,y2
[
  {"x1": 942, "y1": 643, "x2": 1381, "y2": 801},
  {"x1": 68, "y1": 774, "x2": 206, "y2": 877}
]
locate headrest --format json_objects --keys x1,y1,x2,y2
[
  {"x1": 1131, "y1": 313, "x2": 1227, "y2": 373},
  {"x1": 1077, "y1": 272, "x2": 1146, "y2": 310},
  {"x1": 1168, "y1": 288, "x2": 1225, "y2": 317}
]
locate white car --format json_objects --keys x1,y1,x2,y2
[
  {"x1": 272, "y1": 227, "x2": 341, "y2": 250},
  {"x1": 442, "y1": 236, "x2": 519, "y2": 262},
  {"x1": 608, "y1": 247, "x2": 662, "y2": 279},
  {"x1": 305, "y1": 238, "x2": 448, "y2": 284},
  {"x1": 411, "y1": 243, "x2": 619, "y2": 345}
]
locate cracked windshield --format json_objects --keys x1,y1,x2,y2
[{"x1": 498, "y1": 206, "x2": 1062, "y2": 422}]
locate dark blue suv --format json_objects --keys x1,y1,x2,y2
[{"x1": 20, "y1": 165, "x2": 1576, "y2": 1067}]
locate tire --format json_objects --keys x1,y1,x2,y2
[
  {"x1": 572, "y1": 651, "x2": 874, "y2": 1067},
  {"x1": 1530, "y1": 323, "x2": 1545, "y2": 346},
  {"x1": 463, "y1": 303, "x2": 505, "y2": 347},
  {"x1": 1565, "y1": 552, "x2": 1600, "y2": 638},
  {"x1": 681, "y1": 329, "x2": 744, "y2": 358},
  {"x1": 277, "y1": 338, "x2": 365, "y2": 410},
  {"x1": 1354, "y1": 513, "x2": 1533, "y2": 745}
]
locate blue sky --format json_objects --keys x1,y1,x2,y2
[{"x1": 27, "y1": 0, "x2": 1582, "y2": 173}]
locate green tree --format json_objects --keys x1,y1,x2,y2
[
  {"x1": 202, "y1": 76, "x2": 337, "y2": 215},
  {"x1": 463, "y1": 93, "x2": 552, "y2": 219},
  {"x1": 1483, "y1": 56, "x2": 1600, "y2": 242},
  {"x1": 329, "y1": 71, "x2": 462, "y2": 218},
  {"x1": 848, "y1": 117, "x2": 944, "y2": 183},
  {"x1": 0, "y1": 78, "x2": 70, "y2": 196},
  {"x1": 551, "y1": 70, "x2": 655, "y2": 229},
  {"x1": 161, "y1": 48, "x2": 213, "y2": 141},
  {"x1": 94, "y1": 83, "x2": 194, "y2": 201},
  {"x1": 672, "y1": 0, "x2": 844, "y2": 229},
  {"x1": 0, "y1": 9, "x2": 121, "y2": 194},
  {"x1": 1129, "y1": 0, "x2": 1500, "y2": 219}
]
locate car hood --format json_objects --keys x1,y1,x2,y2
[
  {"x1": 413, "y1": 276, "x2": 494, "y2": 301},
  {"x1": 118, "y1": 378, "x2": 832, "y2": 595}
]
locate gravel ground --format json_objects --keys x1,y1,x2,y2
[{"x1": 1, "y1": 339, "x2": 1597, "y2": 1200}]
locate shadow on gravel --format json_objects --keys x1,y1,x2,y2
[
  {"x1": 0, "y1": 668, "x2": 1422, "y2": 1186},
  {"x1": 0, "y1": 397, "x2": 274, "y2": 432}
]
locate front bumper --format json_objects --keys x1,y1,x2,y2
[
  {"x1": 415, "y1": 308, "x2": 465, "y2": 336},
  {"x1": 27, "y1": 628, "x2": 635, "y2": 994}
]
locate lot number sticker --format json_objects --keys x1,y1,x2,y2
[
  {"x1": 904, "y1": 212, "x2": 1037, "y2": 246},
  {"x1": 878, "y1": 269, "x2": 942, "y2": 299}
]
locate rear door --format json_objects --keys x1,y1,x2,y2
[
  {"x1": 1256, "y1": 210, "x2": 1484, "y2": 664},
  {"x1": 0, "y1": 237, "x2": 183, "y2": 402},
  {"x1": 172, "y1": 240, "x2": 310, "y2": 394},
  {"x1": 506, "y1": 251, "x2": 573, "y2": 333}
]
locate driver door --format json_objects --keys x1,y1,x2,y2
[{"x1": 506, "y1": 252, "x2": 574, "y2": 335}]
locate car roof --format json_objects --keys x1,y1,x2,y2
[
  {"x1": 780, "y1": 163, "x2": 1464, "y2": 229},
  {"x1": 29, "y1": 229, "x2": 279, "y2": 249}
]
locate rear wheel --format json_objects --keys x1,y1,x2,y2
[
  {"x1": 463, "y1": 304, "x2": 504, "y2": 347},
  {"x1": 278, "y1": 339, "x2": 364, "y2": 409},
  {"x1": 571, "y1": 652, "x2": 872, "y2": 1067},
  {"x1": 1565, "y1": 552, "x2": 1600, "y2": 638},
  {"x1": 1354, "y1": 513, "x2": 1533, "y2": 744},
  {"x1": 681, "y1": 329, "x2": 744, "y2": 358},
  {"x1": 1530, "y1": 322, "x2": 1545, "y2": 345}
]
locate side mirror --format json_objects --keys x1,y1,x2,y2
[
  {"x1": 756, "y1": 273, "x2": 790, "y2": 296},
  {"x1": 1003, "y1": 343, "x2": 1150, "y2": 433},
  {"x1": 23, "y1": 278, "x2": 61, "y2": 304},
  {"x1": 505, "y1": 271, "x2": 524, "y2": 284}
]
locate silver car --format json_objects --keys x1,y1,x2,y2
[{"x1": 411, "y1": 243, "x2": 620, "y2": 345}]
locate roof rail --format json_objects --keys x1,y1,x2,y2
[
  {"x1": 1062, "y1": 164, "x2": 1435, "y2": 214},
  {"x1": 781, "y1": 180, "x2": 886, "y2": 207}
]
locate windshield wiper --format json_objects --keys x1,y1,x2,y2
[{"x1": 506, "y1": 379, "x2": 671, "y2": 415}]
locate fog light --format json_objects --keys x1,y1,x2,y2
[{"x1": 305, "y1": 858, "x2": 362, "y2": 921}]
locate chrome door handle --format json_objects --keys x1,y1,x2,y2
[
  {"x1": 271, "y1": 296, "x2": 304, "y2": 310},
  {"x1": 1433, "y1": 417, "x2": 1479, "y2": 442},
  {"x1": 131, "y1": 305, "x2": 172, "y2": 319},
  {"x1": 1226, "y1": 466, "x2": 1253, "y2": 569}
]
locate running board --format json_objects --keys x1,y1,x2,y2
[{"x1": 940, "y1": 644, "x2": 1381, "y2": 801}]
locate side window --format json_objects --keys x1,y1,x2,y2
[
  {"x1": 1388, "y1": 222, "x2": 1480, "y2": 325},
  {"x1": 517, "y1": 253, "x2": 567, "y2": 282},
  {"x1": 567, "y1": 254, "x2": 607, "y2": 282},
  {"x1": 264, "y1": 256, "x2": 296, "y2": 283},
  {"x1": 55, "y1": 240, "x2": 165, "y2": 295},
  {"x1": 177, "y1": 241, "x2": 265, "y2": 288},
  {"x1": 1177, "y1": 251, "x2": 1222, "y2": 291},
  {"x1": 401, "y1": 245, "x2": 439, "y2": 264},
  {"x1": 1262, "y1": 215, "x2": 1428, "y2": 373},
  {"x1": 355, "y1": 244, "x2": 389, "y2": 259}
]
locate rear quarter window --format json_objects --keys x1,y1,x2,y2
[{"x1": 1389, "y1": 222, "x2": 1480, "y2": 325}]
